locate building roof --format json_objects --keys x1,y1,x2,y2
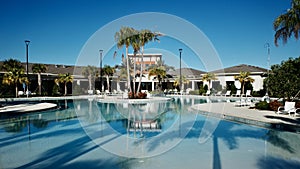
[
  {"x1": 0, "y1": 61, "x2": 267, "y2": 78},
  {"x1": 128, "y1": 53, "x2": 162, "y2": 57},
  {"x1": 167, "y1": 68, "x2": 206, "y2": 78},
  {"x1": 211, "y1": 64, "x2": 268, "y2": 74},
  {"x1": 0, "y1": 61, "x2": 78, "y2": 75}
]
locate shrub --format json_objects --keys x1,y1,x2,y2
[
  {"x1": 269, "y1": 100, "x2": 283, "y2": 111},
  {"x1": 252, "y1": 90, "x2": 266, "y2": 97},
  {"x1": 189, "y1": 90, "x2": 201, "y2": 95},
  {"x1": 296, "y1": 101, "x2": 300, "y2": 108},
  {"x1": 137, "y1": 92, "x2": 147, "y2": 99},
  {"x1": 255, "y1": 101, "x2": 270, "y2": 110},
  {"x1": 128, "y1": 92, "x2": 147, "y2": 99}
]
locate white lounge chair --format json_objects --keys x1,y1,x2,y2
[
  {"x1": 88, "y1": 90, "x2": 94, "y2": 95},
  {"x1": 235, "y1": 98, "x2": 252, "y2": 106},
  {"x1": 243, "y1": 90, "x2": 252, "y2": 97},
  {"x1": 233, "y1": 90, "x2": 241, "y2": 97},
  {"x1": 277, "y1": 101, "x2": 299, "y2": 116},
  {"x1": 223, "y1": 90, "x2": 231, "y2": 97},
  {"x1": 96, "y1": 90, "x2": 101, "y2": 95},
  {"x1": 203, "y1": 90, "x2": 210, "y2": 96},
  {"x1": 105, "y1": 90, "x2": 112, "y2": 95},
  {"x1": 214, "y1": 91, "x2": 222, "y2": 96},
  {"x1": 18, "y1": 91, "x2": 24, "y2": 96}
]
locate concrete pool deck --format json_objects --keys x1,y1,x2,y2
[{"x1": 190, "y1": 102, "x2": 300, "y2": 132}]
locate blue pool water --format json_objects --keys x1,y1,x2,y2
[{"x1": 0, "y1": 98, "x2": 300, "y2": 169}]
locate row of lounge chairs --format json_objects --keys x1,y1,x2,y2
[{"x1": 204, "y1": 90, "x2": 252, "y2": 97}]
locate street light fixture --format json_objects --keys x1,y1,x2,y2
[
  {"x1": 25, "y1": 40, "x2": 30, "y2": 98},
  {"x1": 179, "y1": 48, "x2": 182, "y2": 94},
  {"x1": 264, "y1": 43, "x2": 270, "y2": 103},
  {"x1": 99, "y1": 50, "x2": 103, "y2": 92}
]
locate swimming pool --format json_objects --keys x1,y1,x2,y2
[{"x1": 0, "y1": 98, "x2": 300, "y2": 168}]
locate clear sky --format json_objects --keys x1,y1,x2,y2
[{"x1": 0, "y1": 0, "x2": 299, "y2": 71}]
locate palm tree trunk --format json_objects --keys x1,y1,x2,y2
[
  {"x1": 106, "y1": 75, "x2": 110, "y2": 91},
  {"x1": 38, "y1": 73, "x2": 42, "y2": 95},
  {"x1": 133, "y1": 55, "x2": 136, "y2": 94},
  {"x1": 126, "y1": 46, "x2": 131, "y2": 93},
  {"x1": 241, "y1": 82, "x2": 244, "y2": 95},
  {"x1": 15, "y1": 84, "x2": 18, "y2": 98},
  {"x1": 88, "y1": 75, "x2": 92, "y2": 90},
  {"x1": 137, "y1": 46, "x2": 144, "y2": 93},
  {"x1": 64, "y1": 83, "x2": 67, "y2": 96}
]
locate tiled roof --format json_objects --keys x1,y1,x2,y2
[
  {"x1": 0, "y1": 62, "x2": 85, "y2": 76},
  {"x1": 0, "y1": 61, "x2": 267, "y2": 77},
  {"x1": 167, "y1": 68, "x2": 206, "y2": 77},
  {"x1": 211, "y1": 64, "x2": 267, "y2": 74}
]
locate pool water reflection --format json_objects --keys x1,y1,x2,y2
[{"x1": 0, "y1": 98, "x2": 300, "y2": 168}]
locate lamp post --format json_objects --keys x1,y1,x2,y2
[
  {"x1": 99, "y1": 50, "x2": 103, "y2": 92},
  {"x1": 264, "y1": 43, "x2": 270, "y2": 103},
  {"x1": 25, "y1": 40, "x2": 30, "y2": 98},
  {"x1": 179, "y1": 48, "x2": 182, "y2": 94}
]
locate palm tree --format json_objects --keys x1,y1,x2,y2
[
  {"x1": 82, "y1": 65, "x2": 98, "y2": 91},
  {"x1": 115, "y1": 26, "x2": 136, "y2": 93},
  {"x1": 55, "y1": 73, "x2": 73, "y2": 96},
  {"x1": 174, "y1": 75, "x2": 189, "y2": 91},
  {"x1": 136, "y1": 29, "x2": 161, "y2": 93},
  {"x1": 152, "y1": 60, "x2": 175, "y2": 72},
  {"x1": 2, "y1": 59, "x2": 27, "y2": 97},
  {"x1": 130, "y1": 31, "x2": 141, "y2": 94},
  {"x1": 202, "y1": 73, "x2": 217, "y2": 91},
  {"x1": 32, "y1": 63, "x2": 47, "y2": 95},
  {"x1": 102, "y1": 65, "x2": 115, "y2": 92},
  {"x1": 274, "y1": 0, "x2": 300, "y2": 46},
  {"x1": 234, "y1": 71, "x2": 254, "y2": 95},
  {"x1": 148, "y1": 67, "x2": 166, "y2": 91}
]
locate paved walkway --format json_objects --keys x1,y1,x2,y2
[{"x1": 190, "y1": 102, "x2": 300, "y2": 132}]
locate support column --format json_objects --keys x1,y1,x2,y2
[
  {"x1": 192, "y1": 80, "x2": 195, "y2": 90},
  {"x1": 152, "y1": 81, "x2": 155, "y2": 91}
]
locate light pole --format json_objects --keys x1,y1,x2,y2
[
  {"x1": 179, "y1": 48, "x2": 182, "y2": 94},
  {"x1": 25, "y1": 40, "x2": 30, "y2": 98},
  {"x1": 264, "y1": 43, "x2": 270, "y2": 102},
  {"x1": 99, "y1": 50, "x2": 103, "y2": 93}
]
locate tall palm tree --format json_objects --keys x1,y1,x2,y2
[
  {"x1": 148, "y1": 67, "x2": 166, "y2": 91},
  {"x1": 102, "y1": 65, "x2": 115, "y2": 91},
  {"x1": 202, "y1": 73, "x2": 217, "y2": 91},
  {"x1": 130, "y1": 31, "x2": 141, "y2": 94},
  {"x1": 2, "y1": 59, "x2": 27, "y2": 97},
  {"x1": 151, "y1": 60, "x2": 175, "y2": 72},
  {"x1": 115, "y1": 26, "x2": 136, "y2": 93},
  {"x1": 82, "y1": 65, "x2": 98, "y2": 91},
  {"x1": 234, "y1": 71, "x2": 254, "y2": 95},
  {"x1": 174, "y1": 75, "x2": 189, "y2": 91},
  {"x1": 115, "y1": 57, "x2": 134, "y2": 91},
  {"x1": 136, "y1": 29, "x2": 161, "y2": 93},
  {"x1": 32, "y1": 63, "x2": 48, "y2": 95},
  {"x1": 274, "y1": 0, "x2": 300, "y2": 46},
  {"x1": 55, "y1": 73, "x2": 73, "y2": 96}
]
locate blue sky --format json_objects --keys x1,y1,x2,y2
[{"x1": 0, "y1": 0, "x2": 299, "y2": 71}]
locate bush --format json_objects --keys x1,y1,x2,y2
[
  {"x1": 255, "y1": 101, "x2": 270, "y2": 110},
  {"x1": 189, "y1": 89, "x2": 206, "y2": 95},
  {"x1": 269, "y1": 100, "x2": 283, "y2": 111},
  {"x1": 296, "y1": 101, "x2": 300, "y2": 108},
  {"x1": 128, "y1": 92, "x2": 147, "y2": 99},
  {"x1": 137, "y1": 92, "x2": 147, "y2": 99},
  {"x1": 252, "y1": 90, "x2": 266, "y2": 97}
]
